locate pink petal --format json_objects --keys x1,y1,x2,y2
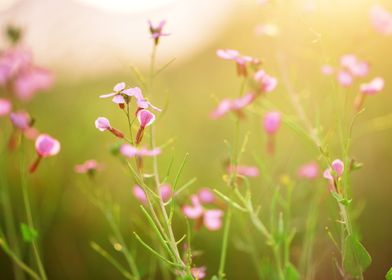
[
  {"x1": 137, "y1": 109, "x2": 156, "y2": 127},
  {"x1": 113, "y1": 82, "x2": 126, "y2": 92},
  {"x1": 263, "y1": 111, "x2": 281, "y2": 135},
  {"x1": 112, "y1": 95, "x2": 125, "y2": 104},
  {"x1": 95, "y1": 117, "x2": 111, "y2": 131},
  {"x1": 204, "y1": 209, "x2": 223, "y2": 231},
  {"x1": 35, "y1": 134, "x2": 60, "y2": 157},
  {"x1": 99, "y1": 92, "x2": 116, "y2": 98},
  {"x1": 331, "y1": 159, "x2": 344, "y2": 177},
  {"x1": 120, "y1": 144, "x2": 138, "y2": 158},
  {"x1": 216, "y1": 49, "x2": 239, "y2": 60},
  {"x1": 0, "y1": 99, "x2": 12, "y2": 116},
  {"x1": 133, "y1": 185, "x2": 147, "y2": 204}
]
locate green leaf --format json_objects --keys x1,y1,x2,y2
[
  {"x1": 343, "y1": 234, "x2": 372, "y2": 277},
  {"x1": 386, "y1": 266, "x2": 392, "y2": 280},
  {"x1": 284, "y1": 263, "x2": 300, "y2": 280},
  {"x1": 210, "y1": 276, "x2": 219, "y2": 280},
  {"x1": 20, "y1": 223, "x2": 38, "y2": 242},
  {"x1": 331, "y1": 192, "x2": 352, "y2": 206}
]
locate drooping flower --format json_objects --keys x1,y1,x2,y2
[
  {"x1": 29, "y1": 134, "x2": 60, "y2": 173},
  {"x1": 323, "y1": 159, "x2": 344, "y2": 192},
  {"x1": 253, "y1": 70, "x2": 278, "y2": 93},
  {"x1": 227, "y1": 164, "x2": 260, "y2": 177},
  {"x1": 182, "y1": 195, "x2": 224, "y2": 231},
  {"x1": 74, "y1": 159, "x2": 102, "y2": 175},
  {"x1": 216, "y1": 49, "x2": 259, "y2": 77},
  {"x1": 95, "y1": 117, "x2": 124, "y2": 138},
  {"x1": 191, "y1": 266, "x2": 207, "y2": 279},
  {"x1": 263, "y1": 111, "x2": 281, "y2": 155},
  {"x1": 355, "y1": 77, "x2": 384, "y2": 110},
  {"x1": 135, "y1": 109, "x2": 156, "y2": 144},
  {"x1": 148, "y1": 20, "x2": 170, "y2": 45},
  {"x1": 370, "y1": 5, "x2": 392, "y2": 35},
  {"x1": 297, "y1": 162, "x2": 319, "y2": 179},
  {"x1": 210, "y1": 93, "x2": 255, "y2": 119},
  {"x1": 0, "y1": 99, "x2": 12, "y2": 116}
]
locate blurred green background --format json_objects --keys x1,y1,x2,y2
[{"x1": 1, "y1": 0, "x2": 392, "y2": 279}]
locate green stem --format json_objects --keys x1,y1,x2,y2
[{"x1": 218, "y1": 206, "x2": 232, "y2": 280}]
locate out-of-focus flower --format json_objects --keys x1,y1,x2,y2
[
  {"x1": 10, "y1": 111, "x2": 31, "y2": 130},
  {"x1": 337, "y1": 70, "x2": 353, "y2": 87},
  {"x1": 321, "y1": 65, "x2": 334, "y2": 75},
  {"x1": 182, "y1": 195, "x2": 224, "y2": 231},
  {"x1": 0, "y1": 47, "x2": 31, "y2": 85},
  {"x1": 297, "y1": 162, "x2": 319, "y2": 179},
  {"x1": 340, "y1": 54, "x2": 369, "y2": 78},
  {"x1": 198, "y1": 188, "x2": 215, "y2": 204},
  {"x1": 133, "y1": 185, "x2": 148, "y2": 204},
  {"x1": 370, "y1": 5, "x2": 392, "y2": 35},
  {"x1": 159, "y1": 184, "x2": 172, "y2": 202},
  {"x1": 132, "y1": 184, "x2": 173, "y2": 204},
  {"x1": 148, "y1": 20, "x2": 170, "y2": 45},
  {"x1": 136, "y1": 109, "x2": 156, "y2": 144},
  {"x1": 13, "y1": 67, "x2": 53, "y2": 101},
  {"x1": 216, "y1": 49, "x2": 259, "y2": 77},
  {"x1": 0, "y1": 99, "x2": 12, "y2": 116},
  {"x1": 130, "y1": 87, "x2": 161, "y2": 112},
  {"x1": 191, "y1": 266, "x2": 206, "y2": 279},
  {"x1": 100, "y1": 82, "x2": 134, "y2": 108},
  {"x1": 210, "y1": 93, "x2": 255, "y2": 119},
  {"x1": 255, "y1": 24, "x2": 279, "y2": 37},
  {"x1": 253, "y1": 70, "x2": 278, "y2": 93},
  {"x1": 95, "y1": 117, "x2": 124, "y2": 138},
  {"x1": 74, "y1": 159, "x2": 102, "y2": 174},
  {"x1": 355, "y1": 77, "x2": 384, "y2": 110},
  {"x1": 29, "y1": 134, "x2": 60, "y2": 173},
  {"x1": 323, "y1": 159, "x2": 344, "y2": 192},
  {"x1": 120, "y1": 144, "x2": 161, "y2": 158},
  {"x1": 227, "y1": 164, "x2": 260, "y2": 177},
  {"x1": 263, "y1": 111, "x2": 281, "y2": 155}
]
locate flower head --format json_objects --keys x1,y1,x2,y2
[
  {"x1": 0, "y1": 99, "x2": 12, "y2": 116},
  {"x1": 331, "y1": 159, "x2": 344, "y2": 177},
  {"x1": 210, "y1": 93, "x2": 255, "y2": 119},
  {"x1": 340, "y1": 54, "x2": 369, "y2": 77},
  {"x1": 297, "y1": 162, "x2": 319, "y2": 179},
  {"x1": 13, "y1": 66, "x2": 53, "y2": 101},
  {"x1": 198, "y1": 188, "x2": 215, "y2": 204},
  {"x1": 263, "y1": 111, "x2": 281, "y2": 135},
  {"x1": 216, "y1": 49, "x2": 259, "y2": 77},
  {"x1": 148, "y1": 20, "x2": 170, "y2": 45},
  {"x1": 370, "y1": 5, "x2": 392, "y2": 35},
  {"x1": 137, "y1": 109, "x2": 156, "y2": 128},
  {"x1": 10, "y1": 111, "x2": 31, "y2": 130},
  {"x1": 227, "y1": 164, "x2": 260, "y2": 177},
  {"x1": 35, "y1": 134, "x2": 61, "y2": 157},
  {"x1": 191, "y1": 266, "x2": 206, "y2": 279},
  {"x1": 100, "y1": 82, "x2": 135, "y2": 106},
  {"x1": 360, "y1": 77, "x2": 384, "y2": 95},
  {"x1": 75, "y1": 159, "x2": 102, "y2": 174},
  {"x1": 203, "y1": 209, "x2": 224, "y2": 231},
  {"x1": 120, "y1": 144, "x2": 161, "y2": 158},
  {"x1": 254, "y1": 70, "x2": 278, "y2": 93},
  {"x1": 95, "y1": 117, "x2": 111, "y2": 131}
]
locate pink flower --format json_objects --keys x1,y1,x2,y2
[
  {"x1": 198, "y1": 188, "x2": 215, "y2": 204},
  {"x1": 297, "y1": 162, "x2": 319, "y2": 179},
  {"x1": 13, "y1": 66, "x2": 53, "y2": 101},
  {"x1": 191, "y1": 266, "x2": 206, "y2": 279},
  {"x1": 30, "y1": 134, "x2": 60, "y2": 173},
  {"x1": 263, "y1": 111, "x2": 281, "y2": 135},
  {"x1": 340, "y1": 54, "x2": 369, "y2": 78},
  {"x1": 360, "y1": 77, "x2": 384, "y2": 95},
  {"x1": 254, "y1": 70, "x2": 278, "y2": 93},
  {"x1": 321, "y1": 65, "x2": 334, "y2": 75},
  {"x1": 0, "y1": 47, "x2": 32, "y2": 85},
  {"x1": 100, "y1": 82, "x2": 134, "y2": 106},
  {"x1": 10, "y1": 111, "x2": 31, "y2": 130},
  {"x1": 216, "y1": 49, "x2": 259, "y2": 77},
  {"x1": 74, "y1": 159, "x2": 102, "y2": 174},
  {"x1": 132, "y1": 184, "x2": 173, "y2": 204},
  {"x1": 148, "y1": 20, "x2": 170, "y2": 45},
  {"x1": 120, "y1": 144, "x2": 161, "y2": 158},
  {"x1": 337, "y1": 70, "x2": 353, "y2": 87},
  {"x1": 323, "y1": 159, "x2": 344, "y2": 192},
  {"x1": 0, "y1": 99, "x2": 12, "y2": 116},
  {"x1": 331, "y1": 159, "x2": 344, "y2": 177},
  {"x1": 370, "y1": 5, "x2": 392, "y2": 35},
  {"x1": 133, "y1": 185, "x2": 147, "y2": 204},
  {"x1": 130, "y1": 87, "x2": 161, "y2": 111},
  {"x1": 210, "y1": 93, "x2": 255, "y2": 119},
  {"x1": 182, "y1": 195, "x2": 224, "y2": 231},
  {"x1": 136, "y1": 110, "x2": 156, "y2": 144},
  {"x1": 95, "y1": 117, "x2": 124, "y2": 138},
  {"x1": 227, "y1": 165, "x2": 260, "y2": 177}
]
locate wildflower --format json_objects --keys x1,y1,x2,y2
[
  {"x1": 263, "y1": 111, "x2": 281, "y2": 154},
  {"x1": 198, "y1": 188, "x2": 215, "y2": 204},
  {"x1": 321, "y1": 65, "x2": 334, "y2": 75},
  {"x1": 132, "y1": 184, "x2": 173, "y2": 204},
  {"x1": 0, "y1": 99, "x2": 12, "y2": 116},
  {"x1": 253, "y1": 69, "x2": 278, "y2": 94},
  {"x1": 370, "y1": 5, "x2": 392, "y2": 35},
  {"x1": 10, "y1": 111, "x2": 31, "y2": 130},
  {"x1": 13, "y1": 66, "x2": 53, "y2": 101},
  {"x1": 355, "y1": 77, "x2": 384, "y2": 110},
  {"x1": 100, "y1": 82, "x2": 134, "y2": 109},
  {"x1": 323, "y1": 159, "x2": 344, "y2": 192},
  {"x1": 74, "y1": 159, "x2": 102, "y2": 175},
  {"x1": 216, "y1": 49, "x2": 259, "y2": 77},
  {"x1": 130, "y1": 87, "x2": 161, "y2": 112},
  {"x1": 340, "y1": 54, "x2": 369, "y2": 78},
  {"x1": 135, "y1": 109, "x2": 155, "y2": 144},
  {"x1": 29, "y1": 134, "x2": 60, "y2": 173},
  {"x1": 210, "y1": 93, "x2": 255, "y2": 119},
  {"x1": 297, "y1": 162, "x2": 319, "y2": 179},
  {"x1": 227, "y1": 164, "x2": 260, "y2": 177},
  {"x1": 337, "y1": 70, "x2": 353, "y2": 87},
  {"x1": 182, "y1": 195, "x2": 224, "y2": 231},
  {"x1": 191, "y1": 266, "x2": 206, "y2": 279},
  {"x1": 95, "y1": 117, "x2": 124, "y2": 138},
  {"x1": 0, "y1": 47, "x2": 32, "y2": 85},
  {"x1": 148, "y1": 20, "x2": 170, "y2": 45}
]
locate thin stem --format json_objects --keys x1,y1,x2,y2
[{"x1": 218, "y1": 206, "x2": 232, "y2": 280}]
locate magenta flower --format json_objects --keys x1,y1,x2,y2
[
  {"x1": 74, "y1": 159, "x2": 102, "y2": 174},
  {"x1": 136, "y1": 109, "x2": 156, "y2": 144},
  {"x1": 337, "y1": 70, "x2": 353, "y2": 87},
  {"x1": 331, "y1": 159, "x2": 344, "y2": 177},
  {"x1": 120, "y1": 144, "x2": 161, "y2": 158},
  {"x1": 0, "y1": 99, "x2": 12, "y2": 116},
  {"x1": 323, "y1": 159, "x2": 344, "y2": 192},
  {"x1": 210, "y1": 93, "x2": 255, "y2": 119},
  {"x1": 216, "y1": 49, "x2": 259, "y2": 77},
  {"x1": 10, "y1": 111, "x2": 31, "y2": 130},
  {"x1": 132, "y1": 184, "x2": 173, "y2": 204},
  {"x1": 263, "y1": 111, "x2": 281, "y2": 135},
  {"x1": 198, "y1": 188, "x2": 215, "y2": 204},
  {"x1": 130, "y1": 87, "x2": 161, "y2": 112},
  {"x1": 355, "y1": 77, "x2": 384, "y2": 110},
  {"x1": 370, "y1": 5, "x2": 392, "y2": 35},
  {"x1": 95, "y1": 117, "x2": 124, "y2": 138},
  {"x1": 13, "y1": 66, "x2": 53, "y2": 101},
  {"x1": 148, "y1": 20, "x2": 170, "y2": 45},
  {"x1": 340, "y1": 54, "x2": 369, "y2": 78},
  {"x1": 253, "y1": 70, "x2": 278, "y2": 93},
  {"x1": 191, "y1": 266, "x2": 206, "y2": 279},
  {"x1": 182, "y1": 195, "x2": 224, "y2": 231},
  {"x1": 227, "y1": 164, "x2": 260, "y2": 177},
  {"x1": 29, "y1": 134, "x2": 60, "y2": 173},
  {"x1": 100, "y1": 82, "x2": 135, "y2": 108},
  {"x1": 297, "y1": 162, "x2": 319, "y2": 180}
]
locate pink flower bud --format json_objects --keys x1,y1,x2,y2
[
  {"x1": 159, "y1": 184, "x2": 172, "y2": 202},
  {"x1": 133, "y1": 185, "x2": 147, "y2": 204},
  {"x1": 95, "y1": 117, "x2": 111, "y2": 131},
  {"x1": 35, "y1": 134, "x2": 61, "y2": 157},
  {"x1": 137, "y1": 109, "x2": 155, "y2": 128},
  {"x1": 0, "y1": 99, "x2": 11, "y2": 116},
  {"x1": 263, "y1": 111, "x2": 281, "y2": 135},
  {"x1": 198, "y1": 188, "x2": 215, "y2": 204},
  {"x1": 331, "y1": 159, "x2": 344, "y2": 177},
  {"x1": 297, "y1": 162, "x2": 319, "y2": 179},
  {"x1": 360, "y1": 77, "x2": 384, "y2": 95}
]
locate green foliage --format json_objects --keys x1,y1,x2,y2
[
  {"x1": 284, "y1": 263, "x2": 300, "y2": 280},
  {"x1": 386, "y1": 266, "x2": 392, "y2": 280},
  {"x1": 20, "y1": 223, "x2": 38, "y2": 243},
  {"x1": 343, "y1": 234, "x2": 372, "y2": 277}
]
